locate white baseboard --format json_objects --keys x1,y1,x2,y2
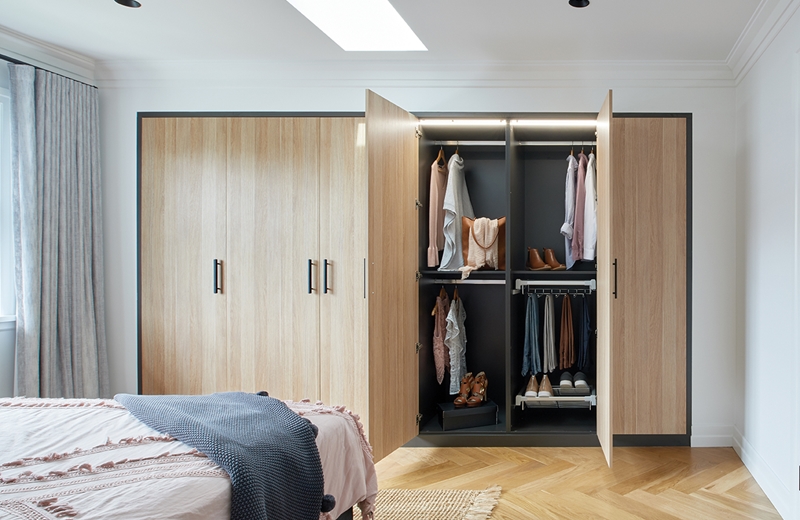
[
  {"x1": 691, "y1": 424, "x2": 734, "y2": 447},
  {"x1": 732, "y1": 426, "x2": 795, "y2": 520}
]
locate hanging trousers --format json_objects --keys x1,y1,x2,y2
[
  {"x1": 543, "y1": 295, "x2": 557, "y2": 373},
  {"x1": 522, "y1": 294, "x2": 542, "y2": 376}
]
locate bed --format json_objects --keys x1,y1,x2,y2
[{"x1": 0, "y1": 394, "x2": 377, "y2": 520}]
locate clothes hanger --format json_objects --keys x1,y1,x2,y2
[
  {"x1": 455, "y1": 141, "x2": 460, "y2": 157},
  {"x1": 453, "y1": 287, "x2": 459, "y2": 301},
  {"x1": 570, "y1": 142, "x2": 574, "y2": 156},
  {"x1": 436, "y1": 145, "x2": 445, "y2": 166},
  {"x1": 431, "y1": 286, "x2": 449, "y2": 315},
  {"x1": 581, "y1": 141, "x2": 585, "y2": 154}
]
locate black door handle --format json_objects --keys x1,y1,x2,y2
[
  {"x1": 308, "y1": 259, "x2": 314, "y2": 294},
  {"x1": 213, "y1": 259, "x2": 221, "y2": 294},
  {"x1": 613, "y1": 259, "x2": 618, "y2": 299},
  {"x1": 323, "y1": 259, "x2": 330, "y2": 294}
]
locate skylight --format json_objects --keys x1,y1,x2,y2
[{"x1": 286, "y1": 0, "x2": 427, "y2": 52}]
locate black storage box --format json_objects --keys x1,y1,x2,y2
[{"x1": 437, "y1": 399, "x2": 498, "y2": 431}]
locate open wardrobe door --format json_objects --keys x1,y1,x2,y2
[
  {"x1": 365, "y1": 90, "x2": 420, "y2": 462},
  {"x1": 595, "y1": 90, "x2": 614, "y2": 467}
]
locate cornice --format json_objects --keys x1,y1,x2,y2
[
  {"x1": 0, "y1": 25, "x2": 95, "y2": 85},
  {"x1": 95, "y1": 59, "x2": 735, "y2": 90},
  {"x1": 726, "y1": 0, "x2": 800, "y2": 84}
]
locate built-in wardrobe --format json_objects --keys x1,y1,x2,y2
[{"x1": 139, "y1": 90, "x2": 690, "y2": 466}]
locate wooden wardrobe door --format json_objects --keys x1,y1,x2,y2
[
  {"x1": 595, "y1": 91, "x2": 614, "y2": 466},
  {"x1": 319, "y1": 118, "x2": 369, "y2": 428},
  {"x1": 612, "y1": 118, "x2": 687, "y2": 435},
  {"x1": 226, "y1": 118, "x2": 320, "y2": 400},
  {"x1": 140, "y1": 118, "x2": 228, "y2": 395},
  {"x1": 366, "y1": 91, "x2": 419, "y2": 462}
]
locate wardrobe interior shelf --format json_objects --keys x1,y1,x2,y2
[
  {"x1": 511, "y1": 270, "x2": 597, "y2": 277},
  {"x1": 419, "y1": 410, "x2": 507, "y2": 435},
  {"x1": 420, "y1": 269, "x2": 505, "y2": 279}
]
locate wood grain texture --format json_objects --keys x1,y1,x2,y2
[
  {"x1": 226, "y1": 117, "x2": 320, "y2": 400},
  {"x1": 319, "y1": 118, "x2": 369, "y2": 429},
  {"x1": 612, "y1": 118, "x2": 687, "y2": 435},
  {"x1": 375, "y1": 447, "x2": 780, "y2": 520},
  {"x1": 595, "y1": 91, "x2": 614, "y2": 466},
  {"x1": 140, "y1": 118, "x2": 228, "y2": 395},
  {"x1": 366, "y1": 91, "x2": 419, "y2": 462}
]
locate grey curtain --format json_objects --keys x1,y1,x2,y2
[{"x1": 8, "y1": 64, "x2": 109, "y2": 398}]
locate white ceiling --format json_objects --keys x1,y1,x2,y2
[{"x1": 0, "y1": 0, "x2": 761, "y2": 64}]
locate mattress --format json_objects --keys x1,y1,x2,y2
[{"x1": 0, "y1": 397, "x2": 377, "y2": 520}]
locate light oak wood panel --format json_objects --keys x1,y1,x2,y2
[
  {"x1": 226, "y1": 118, "x2": 320, "y2": 400},
  {"x1": 595, "y1": 91, "x2": 614, "y2": 466},
  {"x1": 319, "y1": 118, "x2": 369, "y2": 428},
  {"x1": 375, "y1": 447, "x2": 780, "y2": 520},
  {"x1": 366, "y1": 91, "x2": 419, "y2": 462},
  {"x1": 140, "y1": 118, "x2": 228, "y2": 395},
  {"x1": 612, "y1": 118, "x2": 687, "y2": 435}
]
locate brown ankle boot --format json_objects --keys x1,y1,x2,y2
[
  {"x1": 544, "y1": 248, "x2": 566, "y2": 270},
  {"x1": 527, "y1": 248, "x2": 551, "y2": 270}
]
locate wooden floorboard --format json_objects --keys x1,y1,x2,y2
[{"x1": 375, "y1": 447, "x2": 780, "y2": 519}]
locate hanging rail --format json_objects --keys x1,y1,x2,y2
[
  {"x1": 513, "y1": 278, "x2": 596, "y2": 295},
  {"x1": 434, "y1": 140, "x2": 505, "y2": 147},
  {"x1": 430, "y1": 278, "x2": 506, "y2": 285}
]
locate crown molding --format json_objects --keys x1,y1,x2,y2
[
  {"x1": 95, "y1": 58, "x2": 735, "y2": 90},
  {"x1": 726, "y1": 0, "x2": 800, "y2": 84},
  {"x1": 0, "y1": 25, "x2": 95, "y2": 85}
]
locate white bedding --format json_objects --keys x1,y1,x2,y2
[{"x1": 0, "y1": 397, "x2": 376, "y2": 520}]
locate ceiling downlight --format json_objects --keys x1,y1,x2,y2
[
  {"x1": 114, "y1": 0, "x2": 141, "y2": 7},
  {"x1": 569, "y1": 0, "x2": 590, "y2": 7}
]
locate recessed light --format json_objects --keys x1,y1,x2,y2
[
  {"x1": 286, "y1": 0, "x2": 426, "y2": 51},
  {"x1": 569, "y1": 0, "x2": 590, "y2": 7},
  {"x1": 115, "y1": 0, "x2": 141, "y2": 7}
]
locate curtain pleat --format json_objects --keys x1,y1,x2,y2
[{"x1": 8, "y1": 64, "x2": 109, "y2": 398}]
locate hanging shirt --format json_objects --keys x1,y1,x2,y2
[
  {"x1": 433, "y1": 292, "x2": 451, "y2": 385},
  {"x1": 427, "y1": 159, "x2": 449, "y2": 267},
  {"x1": 571, "y1": 153, "x2": 588, "y2": 263},
  {"x1": 445, "y1": 298, "x2": 468, "y2": 395},
  {"x1": 439, "y1": 154, "x2": 475, "y2": 271},
  {"x1": 561, "y1": 155, "x2": 578, "y2": 270},
  {"x1": 583, "y1": 153, "x2": 597, "y2": 261}
]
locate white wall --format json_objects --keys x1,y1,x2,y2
[
  {"x1": 734, "y1": 5, "x2": 800, "y2": 518},
  {"x1": 96, "y1": 62, "x2": 738, "y2": 448}
]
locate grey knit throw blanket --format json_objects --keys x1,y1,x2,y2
[{"x1": 115, "y1": 392, "x2": 324, "y2": 520}]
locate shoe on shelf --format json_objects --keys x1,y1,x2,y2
[
  {"x1": 538, "y1": 374, "x2": 553, "y2": 397},
  {"x1": 467, "y1": 372, "x2": 488, "y2": 408},
  {"x1": 527, "y1": 248, "x2": 552, "y2": 271},
  {"x1": 573, "y1": 372, "x2": 589, "y2": 389},
  {"x1": 560, "y1": 371, "x2": 573, "y2": 389},
  {"x1": 544, "y1": 248, "x2": 566, "y2": 270},
  {"x1": 454, "y1": 372, "x2": 474, "y2": 408},
  {"x1": 524, "y1": 374, "x2": 539, "y2": 397}
]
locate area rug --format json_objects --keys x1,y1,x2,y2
[{"x1": 374, "y1": 485, "x2": 501, "y2": 520}]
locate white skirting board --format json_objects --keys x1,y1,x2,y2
[
  {"x1": 733, "y1": 426, "x2": 795, "y2": 520},
  {"x1": 690, "y1": 424, "x2": 734, "y2": 447}
]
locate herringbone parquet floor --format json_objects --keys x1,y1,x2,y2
[{"x1": 375, "y1": 447, "x2": 781, "y2": 519}]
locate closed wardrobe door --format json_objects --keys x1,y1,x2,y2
[
  {"x1": 140, "y1": 118, "x2": 228, "y2": 395},
  {"x1": 612, "y1": 117, "x2": 687, "y2": 435},
  {"x1": 319, "y1": 118, "x2": 368, "y2": 421},
  {"x1": 226, "y1": 118, "x2": 321, "y2": 400}
]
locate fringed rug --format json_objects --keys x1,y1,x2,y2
[{"x1": 374, "y1": 485, "x2": 501, "y2": 520}]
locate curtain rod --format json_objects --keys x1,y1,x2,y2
[{"x1": 0, "y1": 53, "x2": 97, "y2": 90}]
